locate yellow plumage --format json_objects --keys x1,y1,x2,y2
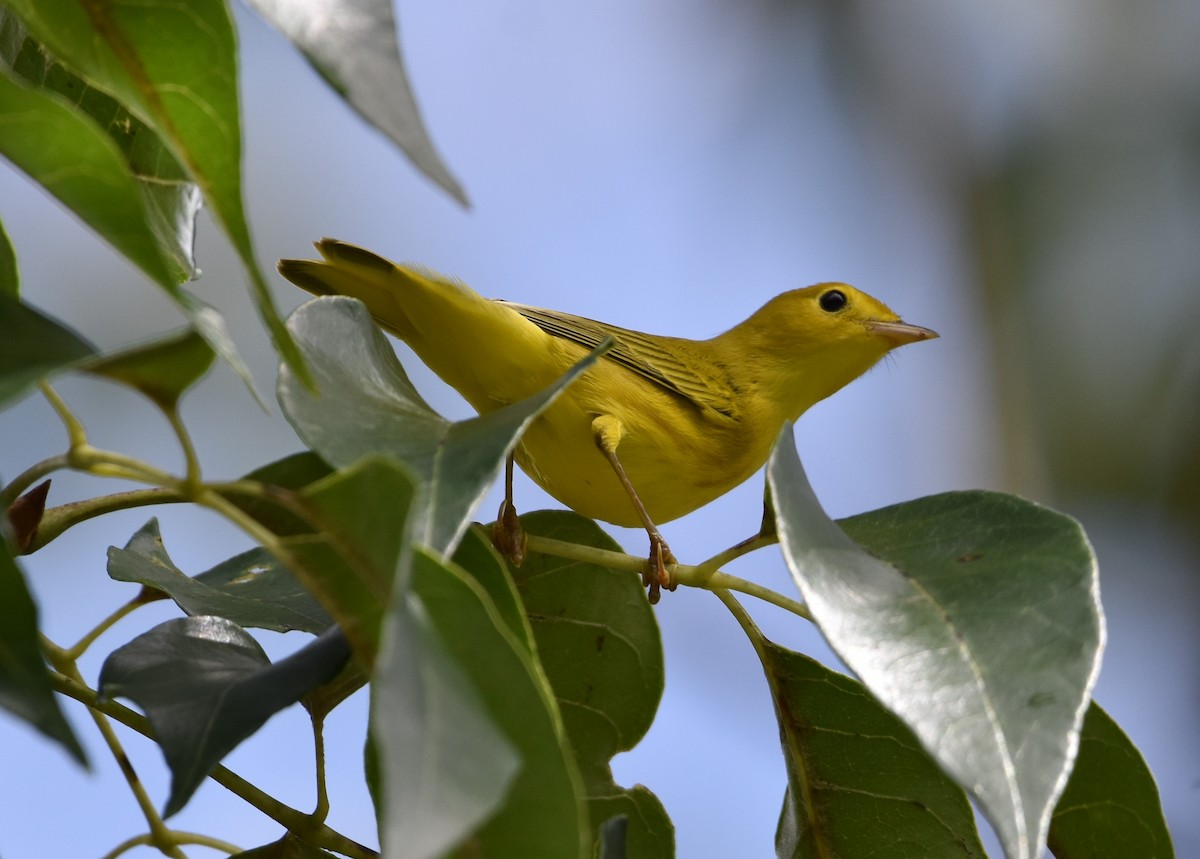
[{"x1": 278, "y1": 239, "x2": 936, "y2": 595}]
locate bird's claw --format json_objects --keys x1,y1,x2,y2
[
  {"x1": 643, "y1": 536, "x2": 677, "y2": 605},
  {"x1": 491, "y1": 499, "x2": 527, "y2": 567}
]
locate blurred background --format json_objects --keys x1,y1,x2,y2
[{"x1": 2, "y1": 0, "x2": 1197, "y2": 855}]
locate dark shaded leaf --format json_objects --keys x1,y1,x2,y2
[
  {"x1": 106, "y1": 519, "x2": 331, "y2": 634},
  {"x1": 231, "y1": 833, "x2": 338, "y2": 858},
  {"x1": 599, "y1": 816, "x2": 629, "y2": 859},
  {"x1": 0, "y1": 216, "x2": 15, "y2": 296},
  {"x1": 225, "y1": 451, "x2": 333, "y2": 538},
  {"x1": 244, "y1": 0, "x2": 467, "y2": 205},
  {"x1": 0, "y1": 539, "x2": 86, "y2": 764},
  {"x1": 84, "y1": 328, "x2": 214, "y2": 410},
  {"x1": 509, "y1": 511, "x2": 672, "y2": 858},
  {"x1": 768, "y1": 429, "x2": 1104, "y2": 859},
  {"x1": 278, "y1": 296, "x2": 608, "y2": 555},
  {"x1": 99, "y1": 618, "x2": 351, "y2": 816},
  {"x1": 0, "y1": 292, "x2": 95, "y2": 405},
  {"x1": 765, "y1": 644, "x2": 985, "y2": 858},
  {"x1": 5, "y1": 479, "x2": 49, "y2": 553},
  {"x1": 1048, "y1": 702, "x2": 1175, "y2": 859}
]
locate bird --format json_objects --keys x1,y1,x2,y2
[{"x1": 278, "y1": 239, "x2": 937, "y2": 601}]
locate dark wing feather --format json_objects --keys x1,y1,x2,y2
[{"x1": 498, "y1": 301, "x2": 737, "y2": 418}]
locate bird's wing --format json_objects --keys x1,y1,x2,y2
[{"x1": 499, "y1": 301, "x2": 737, "y2": 418}]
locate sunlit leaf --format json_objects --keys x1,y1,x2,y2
[
  {"x1": 508, "y1": 511, "x2": 672, "y2": 857},
  {"x1": 106, "y1": 519, "x2": 331, "y2": 634},
  {"x1": 278, "y1": 296, "x2": 608, "y2": 555},
  {"x1": 765, "y1": 644, "x2": 985, "y2": 858},
  {"x1": 0, "y1": 540, "x2": 86, "y2": 764},
  {"x1": 0, "y1": 11, "x2": 193, "y2": 287},
  {"x1": 244, "y1": 0, "x2": 466, "y2": 205},
  {"x1": 99, "y1": 617, "x2": 351, "y2": 816},
  {"x1": 0, "y1": 292, "x2": 95, "y2": 405},
  {"x1": 1048, "y1": 702, "x2": 1175, "y2": 858},
  {"x1": 768, "y1": 429, "x2": 1103, "y2": 859},
  {"x1": 3, "y1": 0, "x2": 307, "y2": 379}
]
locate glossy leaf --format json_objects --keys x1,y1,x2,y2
[
  {"x1": 1048, "y1": 702, "x2": 1175, "y2": 858},
  {"x1": 389, "y1": 548, "x2": 586, "y2": 858},
  {"x1": 106, "y1": 519, "x2": 331, "y2": 634},
  {"x1": 0, "y1": 540, "x2": 86, "y2": 764},
  {"x1": 278, "y1": 296, "x2": 608, "y2": 555},
  {"x1": 278, "y1": 456, "x2": 416, "y2": 663},
  {"x1": 3, "y1": 0, "x2": 307, "y2": 379},
  {"x1": 0, "y1": 292, "x2": 95, "y2": 405},
  {"x1": 0, "y1": 10, "x2": 192, "y2": 287},
  {"x1": 99, "y1": 617, "x2": 351, "y2": 816},
  {"x1": 765, "y1": 644, "x2": 985, "y2": 858},
  {"x1": 0, "y1": 216, "x2": 15, "y2": 296},
  {"x1": 84, "y1": 328, "x2": 214, "y2": 410},
  {"x1": 508, "y1": 511, "x2": 672, "y2": 858},
  {"x1": 768, "y1": 430, "x2": 1104, "y2": 859},
  {"x1": 244, "y1": 0, "x2": 467, "y2": 205}
]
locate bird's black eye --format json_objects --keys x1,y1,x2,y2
[{"x1": 819, "y1": 289, "x2": 847, "y2": 313}]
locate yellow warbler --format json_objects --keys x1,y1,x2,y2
[{"x1": 279, "y1": 239, "x2": 936, "y2": 600}]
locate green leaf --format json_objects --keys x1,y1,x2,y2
[
  {"x1": 0, "y1": 539, "x2": 86, "y2": 764},
  {"x1": 1048, "y1": 702, "x2": 1175, "y2": 858},
  {"x1": 0, "y1": 292, "x2": 95, "y2": 405},
  {"x1": 99, "y1": 617, "x2": 351, "y2": 816},
  {"x1": 244, "y1": 0, "x2": 467, "y2": 206},
  {"x1": 0, "y1": 10, "x2": 193, "y2": 287},
  {"x1": 509, "y1": 511, "x2": 672, "y2": 858},
  {"x1": 767, "y1": 430, "x2": 1104, "y2": 859},
  {"x1": 278, "y1": 296, "x2": 609, "y2": 555},
  {"x1": 223, "y1": 451, "x2": 333, "y2": 538},
  {"x1": 278, "y1": 456, "x2": 416, "y2": 664},
  {"x1": 84, "y1": 328, "x2": 214, "y2": 410},
  {"x1": 106, "y1": 519, "x2": 331, "y2": 634},
  {"x1": 452, "y1": 525, "x2": 535, "y2": 653},
  {"x1": 0, "y1": 216, "x2": 16, "y2": 296},
  {"x1": 232, "y1": 834, "x2": 338, "y2": 858},
  {"x1": 393, "y1": 548, "x2": 587, "y2": 858},
  {"x1": 2, "y1": 0, "x2": 308, "y2": 381},
  {"x1": 764, "y1": 644, "x2": 985, "y2": 858}
]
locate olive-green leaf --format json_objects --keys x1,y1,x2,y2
[
  {"x1": 244, "y1": 0, "x2": 467, "y2": 206},
  {"x1": 232, "y1": 835, "x2": 338, "y2": 858},
  {"x1": 0, "y1": 292, "x2": 95, "y2": 405},
  {"x1": 0, "y1": 10, "x2": 192, "y2": 288},
  {"x1": 278, "y1": 456, "x2": 416, "y2": 664},
  {"x1": 1048, "y1": 702, "x2": 1175, "y2": 858},
  {"x1": 0, "y1": 216, "x2": 16, "y2": 296},
  {"x1": 99, "y1": 617, "x2": 351, "y2": 817},
  {"x1": 765, "y1": 644, "x2": 985, "y2": 858},
  {"x1": 389, "y1": 547, "x2": 587, "y2": 858},
  {"x1": 768, "y1": 429, "x2": 1104, "y2": 859},
  {"x1": 106, "y1": 518, "x2": 331, "y2": 634},
  {"x1": 509, "y1": 511, "x2": 672, "y2": 859},
  {"x1": 3, "y1": 0, "x2": 308, "y2": 380},
  {"x1": 453, "y1": 525, "x2": 535, "y2": 653},
  {"x1": 0, "y1": 539, "x2": 86, "y2": 764},
  {"x1": 84, "y1": 328, "x2": 214, "y2": 410},
  {"x1": 278, "y1": 296, "x2": 609, "y2": 556},
  {"x1": 223, "y1": 450, "x2": 333, "y2": 538}
]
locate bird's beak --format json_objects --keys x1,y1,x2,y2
[{"x1": 867, "y1": 320, "x2": 939, "y2": 346}]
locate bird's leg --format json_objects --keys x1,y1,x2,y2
[
  {"x1": 491, "y1": 453, "x2": 527, "y2": 566},
  {"x1": 592, "y1": 416, "x2": 677, "y2": 604}
]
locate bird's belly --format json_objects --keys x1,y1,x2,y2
[{"x1": 514, "y1": 393, "x2": 760, "y2": 528}]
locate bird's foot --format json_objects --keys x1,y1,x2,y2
[
  {"x1": 643, "y1": 535, "x2": 678, "y2": 605},
  {"x1": 491, "y1": 499, "x2": 527, "y2": 567}
]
